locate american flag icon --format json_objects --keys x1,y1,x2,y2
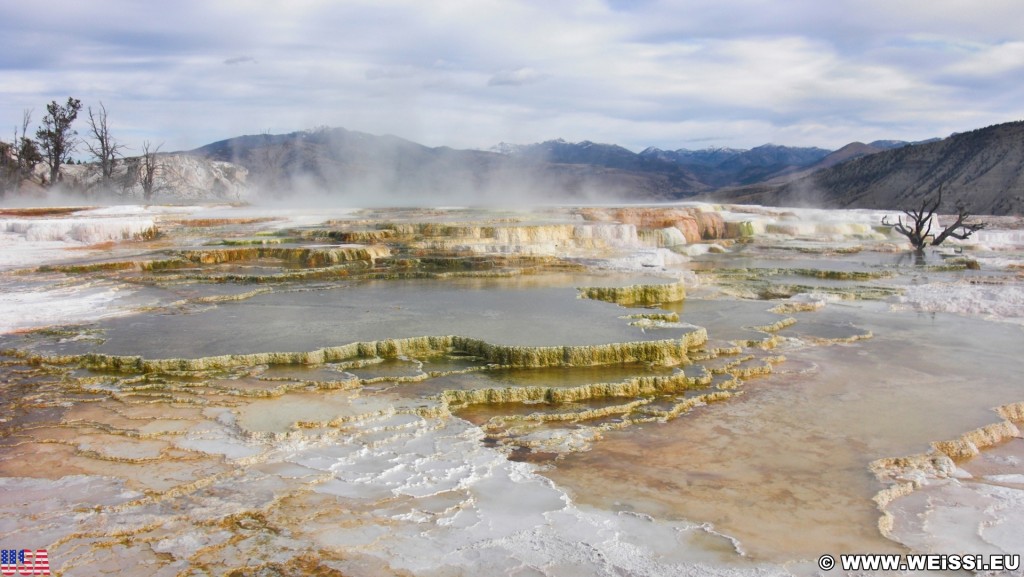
[{"x1": 0, "y1": 550, "x2": 50, "y2": 576}]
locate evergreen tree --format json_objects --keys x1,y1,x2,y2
[{"x1": 35, "y1": 97, "x2": 82, "y2": 186}]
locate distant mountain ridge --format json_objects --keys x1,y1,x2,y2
[
  {"x1": 639, "y1": 144, "x2": 830, "y2": 167},
  {"x1": 192, "y1": 128, "x2": 844, "y2": 203},
  {"x1": 8, "y1": 119, "x2": 1023, "y2": 213},
  {"x1": 641, "y1": 144, "x2": 831, "y2": 187},
  {"x1": 185, "y1": 121, "x2": 1024, "y2": 215},
  {"x1": 487, "y1": 139, "x2": 834, "y2": 190},
  {"x1": 710, "y1": 121, "x2": 1024, "y2": 215},
  {"x1": 638, "y1": 146, "x2": 746, "y2": 167},
  {"x1": 190, "y1": 127, "x2": 705, "y2": 203}
]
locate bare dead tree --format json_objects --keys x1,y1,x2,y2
[
  {"x1": 141, "y1": 140, "x2": 162, "y2": 201},
  {"x1": 882, "y1": 194, "x2": 938, "y2": 252},
  {"x1": 35, "y1": 97, "x2": 82, "y2": 186},
  {"x1": 930, "y1": 201, "x2": 987, "y2": 246},
  {"x1": 882, "y1": 188, "x2": 986, "y2": 252},
  {"x1": 1, "y1": 110, "x2": 41, "y2": 196},
  {"x1": 85, "y1": 102, "x2": 126, "y2": 188},
  {"x1": 14, "y1": 110, "x2": 39, "y2": 177}
]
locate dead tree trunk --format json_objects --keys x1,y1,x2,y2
[
  {"x1": 85, "y1": 102, "x2": 126, "y2": 190},
  {"x1": 882, "y1": 188, "x2": 986, "y2": 253},
  {"x1": 140, "y1": 141, "x2": 162, "y2": 202}
]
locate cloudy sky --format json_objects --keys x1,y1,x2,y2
[{"x1": 2, "y1": 0, "x2": 1023, "y2": 155}]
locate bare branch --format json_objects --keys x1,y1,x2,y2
[
  {"x1": 931, "y1": 204, "x2": 986, "y2": 246},
  {"x1": 85, "y1": 102, "x2": 127, "y2": 186},
  {"x1": 3, "y1": 110, "x2": 43, "y2": 196},
  {"x1": 884, "y1": 215, "x2": 914, "y2": 239},
  {"x1": 883, "y1": 186, "x2": 986, "y2": 252},
  {"x1": 141, "y1": 141, "x2": 163, "y2": 202}
]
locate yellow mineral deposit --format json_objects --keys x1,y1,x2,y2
[
  {"x1": 173, "y1": 245, "x2": 392, "y2": 266},
  {"x1": 871, "y1": 401, "x2": 1024, "y2": 535},
  {"x1": 18, "y1": 331, "x2": 708, "y2": 375},
  {"x1": 577, "y1": 281, "x2": 687, "y2": 305},
  {"x1": 931, "y1": 420, "x2": 1021, "y2": 459},
  {"x1": 747, "y1": 317, "x2": 798, "y2": 333},
  {"x1": 622, "y1": 312, "x2": 681, "y2": 322},
  {"x1": 997, "y1": 401, "x2": 1024, "y2": 421},
  {"x1": 370, "y1": 220, "x2": 649, "y2": 256},
  {"x1": 442, "y1": 370, "x2": 712, "y2": 408},
  {"x1": 293, "y1": 228, "x2": 396, "y2": 243}
]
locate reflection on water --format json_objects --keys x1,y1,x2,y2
[
  {"x1": 20, "y1": 274, "x2": 684, "y2": 359},
  {"x1": 546, "y1": 304, "x2": 1024, "y2": 561}
]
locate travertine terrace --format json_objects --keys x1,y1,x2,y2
[{"x1": 1, "y1": 203, "x2": 1022, "y2": 575}]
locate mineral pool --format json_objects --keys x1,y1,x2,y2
[{"x1": 1, "y1": 203, "x2": 1022, "y2": 576}]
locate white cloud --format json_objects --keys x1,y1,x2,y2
[
  {"x1": 944, "y1": 41, "x2": 1024, "y2": 76},
  {"x1": 1, "y1": 0, "x2": 1022, "y2": 153},
  {"x1": 488, "y1": 67, "x2": 548, "y2": 87},
  {"x1": 224, "y1": 56, "x2": 257, "y2": 66}
]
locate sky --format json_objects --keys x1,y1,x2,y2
[{"x1": 2, "y1": 0, "x2": 1023, "y2": 156}]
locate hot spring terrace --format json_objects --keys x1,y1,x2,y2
[{"x1": 1, "y1": 203, "x2": 1022, "y2": 576}]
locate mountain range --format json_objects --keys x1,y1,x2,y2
[
  {"x1": 190, "y1": 128, "x2": 708, "y2": 204},
  {"x1": 189, "y1": 128, "x2": 884, "y2": 203},
  {"x1": 191, "y1": 124, "x2": 1024, "y2": 215},
  {"x1": 710, "y1": 122, "x2": 1024, "y2": 215},
  {"x1": 4, "y1": 119, "x2": 1022, "y2": 215}
]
